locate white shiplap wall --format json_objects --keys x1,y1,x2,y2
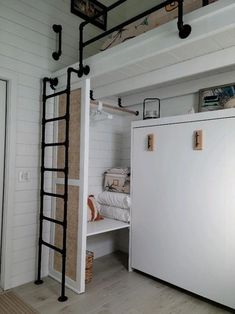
[
  {"x1": 0, "y1": 0, "x2": 82, "y2": 288},
  {"x1": 88, "y1": 115, "x2": 124, "y2": 197},
  {"x1": 88, "y1": 113, "x2": 131, "y2": 259}
]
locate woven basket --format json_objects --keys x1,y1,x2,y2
[{"x1": 85, "y1": 250, "x2": 94, "y2": 283}]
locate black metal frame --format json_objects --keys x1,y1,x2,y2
[
  {"x1": 71, "y1": 0, "x2": 108, "y2": 31},
  {"x1": 77, "y1": 0, "x2": 193, "y2": 78},
  {"x1": 52, "y1": 24, "x2": 62, "y2": 61},
  {"x1": 143, "y1": 98, "x2": 161, "y2": 119},
  {"x1": 35, "y1": 67, "x2": 81, "y2": 302},
  {"x1": 203, "y1": 0, "x2": 209, "y2": 5}
]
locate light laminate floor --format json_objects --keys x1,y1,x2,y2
[{"x1": 14, "y1": 253, "x2": 232, "y2": 314}]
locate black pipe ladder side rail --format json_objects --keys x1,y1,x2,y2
[
  {"x1": 77, "y1": 0, "x2": 192, "y2": 78},
  {"x1": 35, "y1": 67, "x2": 81, "y2": 302}
]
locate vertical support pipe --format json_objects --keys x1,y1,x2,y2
[
  {"x1": 202, "y1": 0, "x2": 209, "y2": 6},
  {"x1": 57, "y1": 68, "x2": 72, "y2": 302},
  {"x1": 78, "y1": 23, "x2": 90, "y2": 78},
  {"x1": 177, "y1": 0, "x2": 191, "y2": 39},
  {"x1": 52, "y1": 24, "x2": 62, "y2": 61},
  {"x1": 78, "y1": 24, "x2": 85, "y2": 77},
  {"x1": 35, "y1": 78, "x2": 47, "y2": 286}
]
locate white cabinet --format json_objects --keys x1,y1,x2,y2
[{"x1": 131, "y1": 111, "x2": 235, "y2": 309}]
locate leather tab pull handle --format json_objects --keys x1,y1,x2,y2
[
  {"x1": 147, "y1": 134, "x2": 154, "y2": 151},
  {"x1": 194, "y1": 130, "x2": 203, "y2": 150}
]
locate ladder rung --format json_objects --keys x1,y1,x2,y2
[
  {"x1": 44, "y1": 115, "x2": 67, "y2": 124},
  {"x1": 45, "y1": 89, "x2": 67, "y2": 100},
  {"x1": 42, "y1": 215, "x2": 64, "y2": 226},
  {"x1": 41, "y1": 240, "x2": 63, "y2": 254},
  {"x1": 44, "y1": 142, "x2": 66, "y2": 147},
  {"x1": 43, "y1": 167, "x2": 66, "y2": 172},
  {"x1": 43, "y1": 192, "x2": 65, "y2": 199}
]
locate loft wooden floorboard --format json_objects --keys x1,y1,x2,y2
[{"x1": 13, "y1": 252, "x2": 230, "y2": 314}]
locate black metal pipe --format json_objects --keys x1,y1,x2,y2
[
  {"x1": 52, "y1": 24, "x2": 62, "y2": 61},
  {"x1": 57, "y1": 67, "x2": 80, "y2": 302},
  {"x1": 83, "y1": 0, "x2": 183, "y2": 47},
  {"x1": 45, "y1": 89, "x2": 67, "y2": 100},
  {"x1": 58, "y1": 68, "x2": 73, "y2": 303},
  {"x1": 43, "y1": 192, "x2": 65, "y2": 199},
  {"x1": 177, "y1": 0, "x2": 191, "y2": 38},
  {"x1": 43, "y1": 167, "x2": 66, "y2": 172},
  {"x1": 41, "y1": 240, "x2": 63, "y2": 254},
  {"x1": 79, "y1": 25, "x2": 84, "y2": 71},
  {"x1": 35, "y1": 78, "x2": 47, "y2": 286},
  {"x1": 44, "y1": 114, "x2": 67, "y2": 124},
  {"x1": 177, "y1": 0, "x2": 184, "y2": 31},
  {"x1": 82, "y1": 0, "x2": 127, "y2": 28},
  {"x1": 44, "y1": 141, "x2": 66, "y2": 147},
  {"x1": 42, "y1": 216, "x2": 65, "y2": 226}
]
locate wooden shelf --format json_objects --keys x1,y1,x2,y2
[{"x1": 87, "y1": 218, "x2": 129, "y2": 237}]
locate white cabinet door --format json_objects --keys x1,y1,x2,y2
[{"x1": 131, "y1": 117, "x2": 235, "y2": 308}]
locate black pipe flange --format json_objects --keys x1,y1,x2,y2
[{"x1": 179, "y1": 24, "x2": 191, "y2": 39}]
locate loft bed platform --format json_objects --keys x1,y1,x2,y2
[
  {"x1": 54, "y1": 1, "x2": 235, "y2": 100},
  {"x1": 87, "y1": 218, "x2": 129, "y2": 237}
]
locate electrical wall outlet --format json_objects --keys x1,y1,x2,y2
[{"x1": 18, "y1": 171, "x2": 31, "y2": 182}]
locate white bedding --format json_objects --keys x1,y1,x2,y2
[
  {"x1": 97, "y1": 191, "x2": 131, "y2": 209},
  {"x1": 100, "y1": 205, "x2": 130, "y2": 223}
]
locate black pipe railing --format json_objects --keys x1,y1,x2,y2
[
  {"x1": 78, "y1": 0, "x2": 127, "y2": 77},
  {"x1": 77, "y1": 0, "x2": 194, "y2": 78}
]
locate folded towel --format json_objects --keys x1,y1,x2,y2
[
  {"x1": 106, "y1": 167, "x2": 130, "y2": 175},
  {"x1": 97, "y1": 191, "x2": 131, "y2": 209},
  {"x1": 100, "y1": 205, "x2": 130, "y2": 223}
]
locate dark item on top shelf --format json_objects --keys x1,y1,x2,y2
[
  {"x1": 71, "y1": 0, "x2": 107, "y2": 30},
  {"x1": 199, "y1": 83, "x2": 235, "y2": 112},
  {"x1": 143, "y1": 98, "x2": 161, "y2": 120}
]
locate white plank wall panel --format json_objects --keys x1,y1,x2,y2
[
  {"x1": 0, "y1": 0, "x2": 81, "y2": 288},
  {"x1": 120, "y1": 109, "x2": 141, "y2": 168},
  {"x1": 88, "y1": 115, "x2": 129, "y2": 258},
  {"x1": 88, "y1": 116, "x2": 124, "y2": 197}
]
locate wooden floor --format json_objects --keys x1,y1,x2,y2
[{"x1": 14, "y1": 253, "x2": 232, "y2": 314}]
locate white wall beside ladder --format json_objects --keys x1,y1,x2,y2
[{"x1": 0, "y1": 80, "x2": 6, "y2": 286}]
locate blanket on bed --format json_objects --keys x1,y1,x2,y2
[
  {"x1": 97, "y1": 191, "x2": 131, "y2": 209},
  {"x1": 99, "y1": 205, "x2": 130, "y2": 223}
]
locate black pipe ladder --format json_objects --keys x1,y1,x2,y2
[{"x1": 35, "y1": 67, "x2": 81, "y2": 302}]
